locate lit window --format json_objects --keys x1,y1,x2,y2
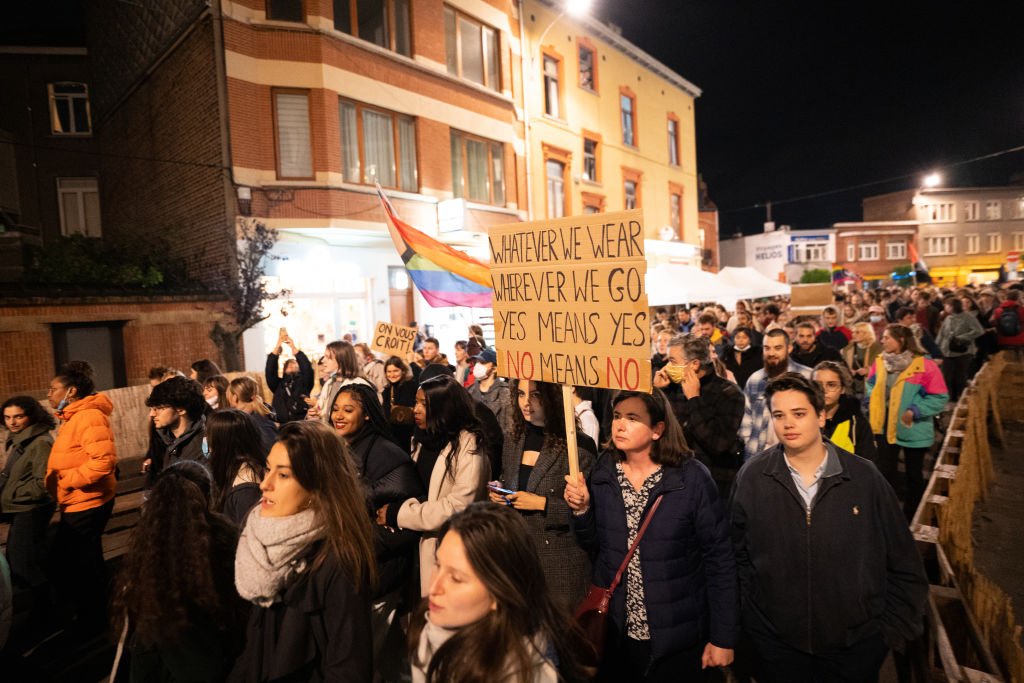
[
  {"x1": 451, "y1": 131, "x2": 504, "y2": 205},
  {"x1": 578, "y1": 40, "x2": 596, "y2": 91},
  {"x1": 985, "y1": 200, "x2": 1002, "y2": 220},
  {"x1": 48, "y1": 83, "x2": 91, "y2": 135},
  {"x1": 582, "y1": 138, "x2": 598, "y2": 182},
  {"x1": 445, "y1": 7, "x2": 500, "y2": 91},
  {"x1": 339, "y1": 99, "x2": 417, "y2": 192},
  {"x1": 543, "y1": 54, "x2": 560, "y2": 118},
  {"x1": 624, "y1": 180, "x2": 637, "y2": 209},
  {"x1": 57, "y1": 177, "x2": 102, "y2": 237}
]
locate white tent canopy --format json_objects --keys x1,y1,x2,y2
[
  {"x1": 716, "y1": 266, "x2": 792, "y2": 299},
  {"x1": 645, "y1": 264, "x2": 748, "y2": 307}
]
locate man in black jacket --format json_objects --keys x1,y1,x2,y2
[
  {"x1": 730, "y1": 373, "x2": 927, "y2": 682},
  {"x1": 145, "y1": 376, "x2": 207, "y2": 482},
  {"x1": 654, "y1": 334, "x2": 745, "y2": 500},
  {"x1": 790, "y1": 321, "x2": 843, "y2": 368}
]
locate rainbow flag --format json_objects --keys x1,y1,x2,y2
[{"x1": 377, "y1": 187, "x2": 493, "y2": 308}]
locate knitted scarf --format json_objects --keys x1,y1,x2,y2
[
  {"x1": 882, "y1": 350, "x2": 914, "y2": 375},
  {"x1": 235, "y1": 506, "x2": 323, "y2": 607}
]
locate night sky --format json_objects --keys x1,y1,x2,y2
[{"x1": 600, "y1": 0, "x2": 1024, "y2": 237}]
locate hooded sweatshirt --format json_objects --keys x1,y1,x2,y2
[
  {"x1": 823, "y1": 396, "x2": 877, "y2": 463},
  {"x1": 46, "y1": 393, "x2": 117, "y2": 513}
]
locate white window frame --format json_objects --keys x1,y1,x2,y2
[
  {"x1": 858, "y1": 241, "x2": 879, "y2": 261},
  {"x1": 846, "y1": 243, "x2": 856, "y2": 261},
  {"x1": 924, "y1": 234, "x2": 956, "y2": 256},
  {"x1": 273, "y1": 89, "x2": 313, "y2": 179},
  {"x1": 543, "y1": 54, "x2": 561, "y2": 118},
  {"x1": 48, "y1": 82, "x2": 92, "y2": 135},
  {"x1": 963, "y1": 200, "x2": 980, "y2": 221},
  {"x1": 667, "y1": 118, "x2": 679, "y2": 166},
  {"x1": 624, "y1": 179, "x2": 637, "y2": 209},
  {"x1": 444, "y1": 6, "x2": 501, "y2": 92},
  {"x1": 985, "y1": 200, "x2": 1002, "y2": 220},
  {"x1": 964, "y1": 233, "x2": 980, "y2": 254},
  {"x1": 987, "y1": 232, "x2": 1001, "y2": 253},
  {"x1": 57, "y1": 177, "x2": 102, "y2": 237},
  {"x1": 921, "y1": 202, "x2": 954, "y2": 222},
  {"x1": 1017, "y1": 198, "x2": 1024, "y2": 219},
  {"x1": 886, "y1": 240, "x2": 907, "y2": 260},
  {"x1": 1014, "y1": 232, "x2": 1024, "y2": 251}
]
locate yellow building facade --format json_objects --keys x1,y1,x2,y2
[{"x1": 521, "y1": 0, "x2": 703, "y2": 261}]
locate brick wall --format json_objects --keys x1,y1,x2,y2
[{"x1": 0, "y1": 297, "x2": 229, "y2": 399}]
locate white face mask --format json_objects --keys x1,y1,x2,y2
[
  {"x1": 473, "y1": 363, "x2": 490, "y2": 380},
  {"x1": 205, "y1": 396, "x2": 219, "y2": 408},
  {"x1": 869, "y1": 315, "x2": 883, "y2": 323},
  {"x1": 734, "y1": 344, "x2": 751, "y2": 352}
]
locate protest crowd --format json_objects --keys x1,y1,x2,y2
[{"x1": 1, "y1": 280, "x2": 1023, "y2": 683}]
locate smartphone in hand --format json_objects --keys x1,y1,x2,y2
[{"x1": 487, "y1": 482, "x2": 515, "y2": 496}]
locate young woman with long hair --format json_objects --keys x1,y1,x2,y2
[
  {"x1": 841, "y1": 321, "x2": 883, "y2": 399},
  {"x1": 189, "y1": 359, "x2": 223, "y2": 385},
  {"x1": 114, "y1": 461, "x2": 244, "y2": 682},
  {"x1": 866, "y1": 324, "x2": 948, "y2": 517},
  {"x1": 377, "y1": 375, "x2": 489, "y2": 595},
  {"x1": 488, "y1": 379, "x2": 595, "y2": 610},
  {"x1": 382, "y1": 355, "x2": 419, "y2": 453},
  {"x1": 227, "y1": 376, "x2": 277, "y2": 455},
  {"x1": 307, "y1": 340, "x2": 374, "y2": 423},
  {"x1": 564, "y1": 390, "x2": 737, "y2": 682},
  {"x1": 1, "y1": 395, "x2": 56, "y2": 640},
  {"x1": 45, "y1": 360, "x2": 118, "y2": 633},
  {"x1": 205, "y1": 409, "x2": 268, "y2": 525},
  {"x1": 202, "y1": 375, "x2": 229, "y2": 411},
  {"x1": 231, "y1": 420, "x2": 377, "y2": 682},
  {"x1": 409, "y1": 503, "x2": 591, "y2": 683}
]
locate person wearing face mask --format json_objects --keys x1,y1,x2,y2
[
  {"x1": 654, "y1": 334, "x2": 746, "y2": 499},
  {"x1": 144, "y1": 377, "x2": 208, "y2": 484},
  {"x1": 466, "y1": 348, "x2": 510, "y2": 432},
  {"x1": 488, "y1": 379, "x2": 596, "y2": 611},
  {"x1": 866, "y1": 305, "x2": 888, "y2": 341},
  {"x1": 265, "y1": 332, "x2": 314, "y2": 424},
  {"x1": 812, "y1": 361, "x2": 877, "y2": 463},
  {"x1": 202, "y1": 375, "x2": 229, "y2": 411},
  {"x1": 722, "y1": 326, "x2": 763, "y2": 390},
  {"x1": 45, "y1": 361, "x2": 117, "y2": 635}
]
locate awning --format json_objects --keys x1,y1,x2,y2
[{"x1": 715, "y1": 266, "x2": 792, "y2": 299}]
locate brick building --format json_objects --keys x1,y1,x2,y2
[{"x1": 832, "y1": 221, "x2": 917, "y2": 283}]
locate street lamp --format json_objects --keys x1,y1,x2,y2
[
  {"x1": 923, "y1": 172, "x2": 942, "y2": 188},
  {"x1": 520, "y1": 0, "x2": 592, "y2": 220}
]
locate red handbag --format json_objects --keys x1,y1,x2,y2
[{"x1": 574, "y1": 495, "x2": 664, "y2": 660}]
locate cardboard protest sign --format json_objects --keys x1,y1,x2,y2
[
  {"x1": 371, "y1": 321, "x2": 417, "y2": 356},
  {"x1": 488, "y1": 209, "x2": 651, "y2": 393},
  {"x1": 789, "y1": 283, "x2": 834, "y2": 315}
]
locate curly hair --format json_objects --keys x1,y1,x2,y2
[
  {"x1": 113, "y1": 461, "x2": 240, "y2": 647},
  {"x1": 1, "y1": 395, "x2": 56, "y2": 430},
  {"x1": 146, "y1": 376, "x2": 207, "y2": 421},
  {"x1": 54, "y1": 360, "x2": 95, "y2": 398}
]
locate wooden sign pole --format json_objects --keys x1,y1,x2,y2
[{"x1": 562, "y1": 384, "x2": 580, "y2": 481}]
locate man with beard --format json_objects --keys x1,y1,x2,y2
[
  {"x1": 739, "y1": 328, "x2": 812, "y2": 461},
  {"x1": 791, "y1": 322, "x2": 843, "y2": 368},
  {"x1": 265, "y1": 333, "x2": 314, "y2": 423},
  {"x1": 676, "y1": 307, "x2": 694, "y2": 334}
]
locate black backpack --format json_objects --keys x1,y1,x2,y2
[{"x1": 997, "y1": 307, "x2": 1021, "y2": 337}]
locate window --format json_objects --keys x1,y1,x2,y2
[
  {"x1": 57, "y1": 177, "x2": 102, "y2": 237},
  {"x1": 577, "y1": 38, "x2": 597, "y2": 91},
  {"x1": 1014, "y1": 233, "x2": 1024, "y2": 251},
  {"x1": 964, "y1": 201, "x2": 980, "y2": 221},
  {"x1": 847, "y1": 243, "x2": 856, "y2": 261},
  {"x1": 667, "y1": 114, "x2": 680, "y2": 166},
  {"x1": 48, "y1": 83, "x2": 91, "y2": 135},
  {"x1": 668, "y1": 182, "x2": 683, "y2": 237},
  {"x1": 1017, "y1": 198, "x2": 1024, "y2": 219},
  {"x1": 858, "y1": 241, "x2": 879, "y2": 261},
  {"x1": 920, "y1": 202, "x2": 954, "y2": 222},
  {"x1": 965, "y1": 234, "x2": 980, "y2": 254},
  {"x1": 51, "y1": 322, "x2": 127, "y2": 391},
  {"x1": 546, "y1": 159, "x2": 566, "y2": 218},
  {"x1": 333, "y1": 0, "x2": 411, "y2": 56},
  {"x1": 451, "y1": 131, "x2": 504, "y2": 205},
  {"x1": 987, "y1": 232, "x2": 1001, "y2": 253},
  {"x1": 581, "y1": 191, "x2": 604, "y2": 214},
  {"x1": 620, "y1": 87, "x2": 637, "y2": 147},
  {"x1": 924, "y1": 235, "x2": 956, "y2": 256},
  {"x1": 985, "y1": 200, "x2": 1002, "y2": 220},
  {"x1": 339, "y1": 99, "x2": 417, "y2": 191},
  {"x1": 622, "y1": 167, "x2": 642, "y2": 210},
  {"x1": 794, "y1": 242, "x2": 828, "y2": 262},
  {"x1": 267, "y1": 0, "x2": 304, "y2": 21},
  {"x1": 273, "y1": 90, "x2": 313, "y2": 179},
  {"x1": 542, "y1": 54, "x2": 561, "y2": 118},
  {"x1": 444, "y1": 7, "x2": 500, "y2": 91},
  {"x1": 886, "y1": 241, "x2": 907, "y2": 260},
  {"x1": 582, "y1": 136, "x2": 599, "y2": 182}
]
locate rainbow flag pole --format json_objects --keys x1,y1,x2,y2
[{"x1": 376, "y1": 185, "x2": 493, "y2": 308}]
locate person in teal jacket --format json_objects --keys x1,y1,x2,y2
[{"x1": 865, "y1": 324, "x2": 949, "y2": 518}]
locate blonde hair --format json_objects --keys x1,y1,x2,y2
[
  {"x1": 852, "y1": 321, "x2": 876, "y2": 343},
  {"x1": 228, "y1": 376, "x2": 269, "y2": 416}
]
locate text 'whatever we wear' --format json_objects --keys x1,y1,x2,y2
[{"x1": 377, "y1": 186, "x2": 492, "y2": 308}]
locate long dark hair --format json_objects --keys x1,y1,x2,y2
[
  {"x1": 333, "y1": 383, "x2": 398, "y2": 446},
  {"x1": 508, "y1": 379, "x2": 574, "y2": 446},
  {"x1": 275, "y1": 421, "x2": 377, "y2": 590},
  {"x1": 609, "y1": 389, "x2": 692, "y2": 466},
  {"x1": 205, "y1": 409, "x2": 267, "y2": 512},
  {"x1": 113, "y1": 461, "x2": 238, "y2": 646},
  {"x1": 409, "y1": 503, "x2": 591, "y2": 683},
  {"x1": 326, "y1": 340, "x2": 363, "y2": 379},
  {"x1": 417, "y1": 375, "x2": 487, "y2": 484},
  {"x1": 190, "y1": 359, "x2": 223, "y2": 384},
  {"x1": 1, "y1": 395, "x2": 56, "y2": 430}
]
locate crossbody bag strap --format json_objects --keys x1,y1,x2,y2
[{"x1": 608, "y1": 494, "x2": 663, "y2": 594}]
